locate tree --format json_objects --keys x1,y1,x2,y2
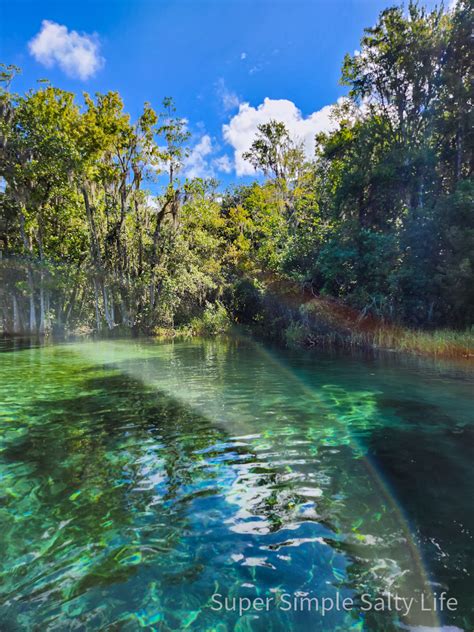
[{"x1": 243, "y1": 120, "x2": 304, "y2": 183}]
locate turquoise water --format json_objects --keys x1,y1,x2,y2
[{"x1": 0, "y1": 336, "x2": 472, "y2": 631}]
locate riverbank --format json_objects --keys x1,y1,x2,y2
[
  {"x1": 370, "y1": 327, "x2": 473, "y2": 359},
  {"x1": 152, "y1": 318, "x2": 473, "y2": 363},
  {"x1": 284, "y1": 300, "x2": 474, "y2": 360},
  {"x1": 227, "y1": 273, "x2": 473, "y2": 361},
  {"x1": 152, "y1": 274, "x2": 473, "y2": 361},
  {"x1": 3, "y1": 284, "x2": 472, "y2": 361}
]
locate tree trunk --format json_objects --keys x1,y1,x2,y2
[
  {"x1": 102, "y1": 284, "x2": 114, "y2": 330},
  {"x1": 19, "y1": 212, "x2": 37, "y2": 334},
  {"x1": 12, "y1": 293, "x2": 21, "y2": 334},
  {"x1": 39, "y1": 281, "x2": 46, "y2": 335},
  {"x1": 93, "y1": 278, "x2": 101, "y2": 332}
]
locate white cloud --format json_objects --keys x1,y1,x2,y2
[
  {"x1": 212, "y1": 155, "x2": 232, "y2": 174},
  {"x1": 216, "y1": 78, "x2": 240, "y2": 112},
  {"x1": 183, "y1": 135, "x2": 234, "y2": 179},
  {"x1": 222, "y1": 97, "x2": 340, "y2": 176},
  {"x1": 183, "y1": 135, "x2": 214, "y2": 179},
  {"x1": 240, "y1": 52, "x2": 247, "y2": 60},
  {"x1": 29, "y1": 20, "x2": 104, "y2": 80}
]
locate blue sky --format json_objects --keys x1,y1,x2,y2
[{"x1": 0, "y1": 0, "x2": 440, "y2": 184}]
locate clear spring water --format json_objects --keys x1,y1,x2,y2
[{"x1": 0, "y1": 336, "x2": 472, "y2": 631}]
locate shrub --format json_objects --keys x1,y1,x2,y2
[{"x1": 190, "y1": 301, "x2": 231, "y2": 336}]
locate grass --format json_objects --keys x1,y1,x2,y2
[
  {"x1": 372, "y1": 326, "x2": 474, "y2": 359},
  {"x1": 259, "y1": 272, "x2": 474, "y2": 360}
]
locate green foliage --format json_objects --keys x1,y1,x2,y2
[
  {"x1": 435, "y1": 179, "x2": 474, "y2": 325},
  {"x1": 0, "y1": 77, "x2": 228, "y2": 334},
  {"x1": 305, "y1": 0, "x2": 473, "y2": 326},
  {"x1": 190, "y1": 301, "x2": 231, "y2": 336},
  {"x1": 224, "y1": 277, "x2": 264, "y2": 325},
  {"x1": 0, "y1": 1, "x2": 472, "y2": 339},
  {"x1": 284, "y1": 321, "x2": 312, "y2": 349},
  {"x1": 242, "y1": 120, "x2": 305, "y2": 185}
]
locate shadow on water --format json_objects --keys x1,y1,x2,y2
[{"x1": 366, "y1": 396, "x2": 474, "y2": 632}]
